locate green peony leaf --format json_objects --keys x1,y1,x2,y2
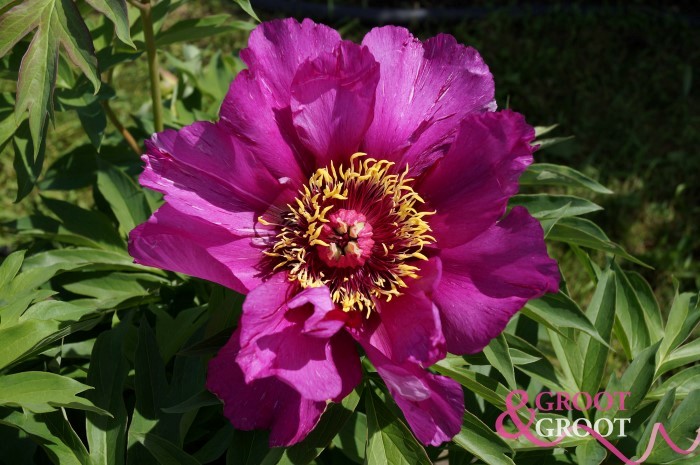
[
  {"x1": 658, "y1": 288, "x2": 700, "y2": 365},
  {"x1": 38, "y1": 144, "x2": 97, "y2": 191},
  {"x1": 0, "y1": 249, "x2": 25, "y2": 291},
  {"x1": 332, "y1": 411, "x2": 367, "y2": 464},
  {"x1": 155, "y1": 14, "x2": 237, "y2": 47},
  {"x1": 277, "y1": 385, "x2": 363, "y2": 464},
  {"x1": 452, "y1": 411, "x2": 515, "y2": 465},
  {"x1": 0, "y1": 371, "x2": 108, "y2": 415},
  {"x1": 520, "y1": 163, "x2": 613, "y2": 194},
  {"x1": 130, "y1": 431, "x2": 202, "y2": 465},
  {"x1": 645, "y1": 390, "x2": 700, "y2": 463},
  {"x1": 505, "y1": 334, "x2": 568, "y2": 392},
  {"x1": 543, "y1": 216, "x2": 650, "y2": 267},
  {"x1": 161, "y1": 390, "x2": 219, "y2": 414},
  {"x1": 192, "y1": 425, "x2": 234, "y2": 464},
  {"x1": 227, "y1": 430, "x2": 275, "y2": 465},
  {"x1": 577, "y1": 268, "x2": 616, "y2": 395},
  {"x1": 0, "y1": 106, "x2": 19, "y2": 153},
  {"x1": 365, "y1": 388, "x2": 431, "y2": 465},
  {"x1": 12, "y1": 119, "x2": 46, "y2": 201},
  {"x1": 648, "y1": 366, "x2": 700, "y2": 400},
  {"x1": 0, "y1": 410, "x2": 90, "y2": 465},
  {"x1": 96, "y1": 160, "x2": 152, "y2": 237},
  {"x1": 510, "y1": 194, "x2": 602, "y2": 219},
  {"x1": 612, "y1": 262, "x2": 656, "y2": 359},
  {"x1": 596, "y1": 342, "x2": 659, "y2": 421},
  {"x1": 657, "y1": 338, "x2": 700, "y2": 376},
  {"x1": 636, "y1": 388, "x2": 675, "y2": 460},
  {"x1": 575, "y1": 441, "x2": 607, "y2": 465},
  {"x1": 0, "y1": 0, "x2": 100, "y2": 161},
  {"x1": 524, "y1": 292, "x2": 608, "y2": 346},
  {"x1": 41, "y1": 196, "x2": 126, "y2": 251},
  {"x1": 77, "y1": 100, "x2": 106, "y2": 149},
  {"x1": 483, "y1": 334, "x2": 517, "y2": 390},
  {"x1": 0, "y1": 317, "x2": 100, "y2": 370},
  {"x1": 85, "y1": 323, "x2": 132, "y2": 465},
  {"x1": 85, "y1": 0, "x2": 134, "y2": 47},
  {"x1": 232, "y1": 0, "x2": 260, "y2": 22}
]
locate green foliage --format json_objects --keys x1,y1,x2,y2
[
  {"x1": 0, "y1": 1, "x2": 698, "y2": 464},
  {"x1": 0, "y1": 0, "x2": 101, "y2": 189},
  {"x1": 365, "y1": 388, "x2": 432, "y2": 465}
]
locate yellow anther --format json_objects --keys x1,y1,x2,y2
[{"x1": 265, "y1": 153, "x2": 434, "y2": 316}]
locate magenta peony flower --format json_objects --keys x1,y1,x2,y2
[{"x1": 129, "y1": 18, "x2": 559, "y2": 447}]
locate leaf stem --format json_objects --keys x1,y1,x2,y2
[
  {"x1": 102, "y1": 101, "x2": 141, "y2": 155},
  {"x1": 139, "y1": 0, "x2": 164, "y2": 132}
]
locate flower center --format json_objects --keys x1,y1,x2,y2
[
  {"x1": 262, "y1": 153, "x2": 434, "y2": 314},
  {"x1": 317, "y1": 209, "x2": 374, "y2": 268}
]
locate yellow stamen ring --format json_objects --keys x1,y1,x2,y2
[{"x1": 262, "y1": 153, "x2": 435, "y2": 315}]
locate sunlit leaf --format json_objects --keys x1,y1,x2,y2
[
  {"x1": 658, "y1": 288, "x2": 700, "y2": 364},
  {"x1": 657, "y1": 338, "x2": 700, "y2": 376},
  {"x1": 544, "y1": 216, "x2": 649, "y2": 267},
  {"x1": 520, "y1": 163, "x2": 612, "y2": 194},
  {"x1": 596, "y1": 342, "x2": 659, "y2": 420},
  {"x1": 577, "y1": 268, "x2": 616, "y2": 395},
  {"x1": 332, "y1": 411, "x2": 367, "y2": 464},
  {"x1": 483, "y1": 335, "x2": 517, "y2": 390},
  {"x1": 612, "y1": 262, "x2": 653, "y2": 359},
  {"x1": 452, "y1": 411, "x2": 515, "y2": 465},
  {"x1": 636, "y1": 388, "x2": 675, "y2": 459},
  {"x1": 524, "y1": 292, "x2": 608, "y2": 346},
  {"x1": 365, "y1": 388, "x2": 431, "y2": 465},
  {"x1": 0, "y1": 371, "x2": 108, "y2": 415},
  {"x1": 648, "y1": 366, "x2": 700, "y2": 399},
  {"x1": 645, "y1": 390, "x2": 700, "y2": 463},
  {"x1": 85, "y1": 0, "x2": 134, "y2": 47},
  {"x1": 232, "y1": 0, "x2": 260, "y2": 22},
  {"x1": 0, "y1": 0, "x2": 100, "y2": 158},
  {"x1": 510, "y1": 194, "x2": 602, "y2": 219},
  {"x1": 0, "y1": 249, "x2": 25, "y2": 291},
  {"x1": 575, "y1": 441, "x2": 607, "y2": 465},
  {"x1": 0, "y1": 317, "x2": 99, "y2": 370},
  {"x1": 97, "y1": 160, "x2": 151, "y2": 237}
]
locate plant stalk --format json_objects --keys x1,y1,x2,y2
[
  {"x1": 139, "y1": 0, "x2": 164, "y2": 132},
  {"x1": 102, "y1": 101, "x2": 141, "y2": 155}
]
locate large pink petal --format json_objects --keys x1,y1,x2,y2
[
  {"x1": 219, "y1": 70, "x2": 308, "y2": 185},
  {"x1": 434, "y1": 207, "x2": 560, "y2": 354},
  {"x1": 362, "y1": 258, "x2": 445, "y2": 366},
  {"x1": 291, "y1": 41, "x2": 379, "y2": 168},
  {"x1": 219, "y1": 18, "x2": 343, "y2": 181},
  {"x1": 207, "y1": 329, "x2": 327, "y2": 447},
  {"x1": 363, "y1": 343, "x2": 463, "y2": 446},
  {"x1": 418, "y1": 110, "x2": 536, "y2": 248},
  {"x1": 141, "y1": 121, "x2": 291, "y2": 238},
  {"x1": 241, "y1": 18, "x2": 341, "y2": 109},
  {"x1": 237, "y1": 276, "x2": 361, "y2": 402},
  {"x1": 128, "y1": 204, "x2": 264, "y2": 294},
  {"x1": 361, "y1": 27, "x2": 495, "y2": 175}
]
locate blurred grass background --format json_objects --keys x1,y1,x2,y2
[{"x1": 1, "y1": 0, "x2": 697, "y2": 306}]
